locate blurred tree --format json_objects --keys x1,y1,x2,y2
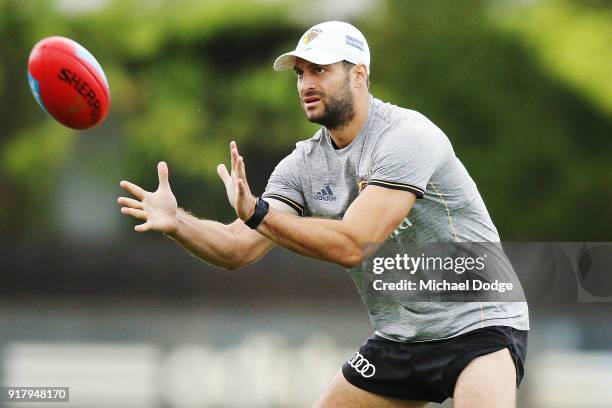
[
  {"x1": 494, "y1": 0, "x2": 612, "y2": 115},
  {"x1": 364, "y1": 0, "x2": 612, "y2": 240},
  {"x1": 0, "y1": 0, "x2": 610, "y2": 241}
]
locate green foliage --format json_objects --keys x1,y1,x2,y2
[
  {"x1": 0, "y1": 0, "x2": 610, "y2": 240},
  {"x1": 364, "y1": 0, "x2": 612, "y2": 240},
  {"x1": 494, "y1": 0, "x2": 612, "y2": 115}
]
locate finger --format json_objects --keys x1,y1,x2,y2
[
  {"x1": 237, "y1": 179, "x2": 256, "y2": 220},
  {"x1": 217, "y1": 164, "x2": 231, "y2": 185},
  {"x1": 237, "y1": 156, "x2": 245, "y2": 178},
  {"x1": 134, "y1": 222, "x2": 151, "y2": 232},
  {"x1": 231, "y1": 141, "x2": 241, "y2": 163},
  {"x1": 117, "y1": 196, "x2": 143, "y2": 209},
  {"x1": 158, "y1": 161, "x2": 169, "y2": 188},
  {"x1": 237, "y1": 178, "x2": 245, "y2": 196},
  {"x1": 237, "y1": 178, "x2": 252, "y2": 197},
  {"x1": 120, "y1": 180, "x2": 146, "y2": 200},
  {"x1": 230, "y1": 141, "x2": 236, "y2": 175},
  {"x1": 231, "y1": 147, "x2": 240, "y2": 178},
  {"x1": 121, "y1": 207, "x2": 147, "y2": 220},
  {"x1": 237, "y1": 156, "x2": 250, "y2": 187}
]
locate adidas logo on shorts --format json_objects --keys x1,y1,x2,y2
[{"x1": 313, "y1": 185, "x2": 337, "y2": 201}]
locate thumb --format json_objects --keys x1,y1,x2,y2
[
  {"x1": 158, "y1": 161, "x2": 170, "y2": 188},
  {"x1": 217, "y1": 164, "x2": 231, "y2": 185}
]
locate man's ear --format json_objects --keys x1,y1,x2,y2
[{"x1": 352, "y1": 64, "x2": 369, "y2": 88}]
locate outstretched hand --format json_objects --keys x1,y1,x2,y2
[
  {"x1": 118, "y1": 161, "x2": 179, "y2": 233},
  {"x1": 217, "y1": 141, "x2": 257, "y2": 221}
]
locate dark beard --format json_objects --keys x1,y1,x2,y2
[{"x1": 306, "y1": 78, "x2": 355, "y2": 130}]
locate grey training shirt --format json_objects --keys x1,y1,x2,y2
[{"x1": 263, "y1": 96, "x2": 529, "y2": 342}]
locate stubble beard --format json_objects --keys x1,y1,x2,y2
[{"x1": 304, "y1": 77, "x2": 355, "y2": 130}]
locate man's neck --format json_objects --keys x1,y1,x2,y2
[{"x1": 329, "y1": 95, "x2": 369, "y2": 149}]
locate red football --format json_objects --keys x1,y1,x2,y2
[{"x1": 27, "y1": 36, "x2": 110, "y2": 129}]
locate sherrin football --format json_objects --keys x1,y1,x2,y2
[{"x1": 27, "y1": 36, "x2": 110, "y2": 129}]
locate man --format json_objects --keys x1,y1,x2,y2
[{"x1": 119, "y1": 21, "x2": 529, "y2": 407}]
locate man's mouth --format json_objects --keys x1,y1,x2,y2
[{"x1": 303, "y1": 95, "x2": 321, "y2": 108}]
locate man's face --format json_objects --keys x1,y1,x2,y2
[{"x1": 293, "y1": 58, "x2": 355, "y2": 130}]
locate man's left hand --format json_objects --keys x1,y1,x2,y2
[{"x1": 217, "y1": 141, "x2": 257, "y2": 221}]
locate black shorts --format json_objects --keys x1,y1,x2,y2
[{"x1": 342, "y1": 325, "x2": 528, "y2": 403}]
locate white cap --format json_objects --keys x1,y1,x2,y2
[{"x1": 273, "y1": 21, "x2": 370, "y2": 74}]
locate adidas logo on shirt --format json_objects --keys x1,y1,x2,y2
[{"x1": 313, "y1": 185, "x2": 337, "y2": 201}]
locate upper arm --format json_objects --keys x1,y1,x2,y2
[
  {"x1": 343, "y1": 185, "x2": 416, "y2": 244},
  {"x1": 342, "y1": 118, "x2": 445, "y2": 244},
  {"x1": 370, "y1": 118, "x2": 447, "y2": 198}
]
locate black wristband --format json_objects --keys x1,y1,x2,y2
[{"x1": 244, "y1": 197, "x2": 269, "y2": 229}]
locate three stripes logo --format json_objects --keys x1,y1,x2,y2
[{"x1": 313, "y1": 185, "x2": 337, "y2": 202}]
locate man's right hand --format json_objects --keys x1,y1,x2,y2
[{"x1": 118, "y1": 161, "x2": 179, "y2": 233}]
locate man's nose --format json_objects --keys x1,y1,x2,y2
[{"x1": 299, "y1": 74, "x2": 316, "y2": 94}]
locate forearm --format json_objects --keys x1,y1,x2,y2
[
  {"x1": 166, "y1": 209, "x2": 246, "y2": 270},
  {"x1": 256, "y1": 209, "x2": 362, "y2": 268}
]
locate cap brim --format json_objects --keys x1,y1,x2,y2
[{"x1": 273, "y1": 48, "x2": 344, "y2": 71}]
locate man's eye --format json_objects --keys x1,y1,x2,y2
[
  {"x1": 314, "y1": 67, "x2": 325, "y2": 74},
  {"x1": 295, "y1": 71, "x2": 303, "y2": 78}
]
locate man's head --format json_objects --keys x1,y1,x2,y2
[{"x1": 274, "y1": 21, "x2": 370, "y2": 130}]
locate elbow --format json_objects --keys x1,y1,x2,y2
[
  {"x1": 221, "y1": 261, "x2": 242, "y2": 271},
  {"x1": 338, "y1": 245, "x2": 363, "y2": 269},
  {"x1": 221, "y1": 257, "x2": 248, "y2": 271},
  {"x1": 221, "y1": 251, "x2": 255, "y2": 271}
]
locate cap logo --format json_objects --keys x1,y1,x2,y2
[
  {"x1": 302, "y1": 28, "x2": 322, "y2": 45},
  {"x1": 345, "y1": 35, "x2": 364, "y2": 51}
]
